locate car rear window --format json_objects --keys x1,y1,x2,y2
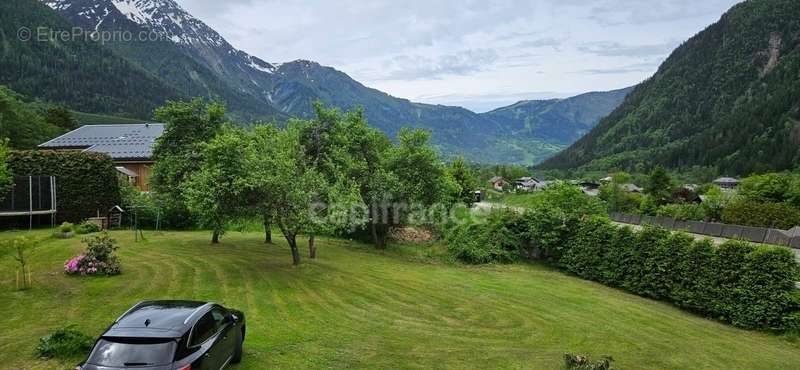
[{"x1": 87, "y1": 338, "x2": 176, "y2": 367}]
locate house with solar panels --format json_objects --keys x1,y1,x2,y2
[{"x1": 38, "y1": 124, "x2": 165, "y2": 191}]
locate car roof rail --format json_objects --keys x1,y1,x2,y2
[{"x1": 183, "y1": 302, "x2": 215, "y2": 325}]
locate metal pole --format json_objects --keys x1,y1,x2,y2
[
  {"x1": 52, "y1": 176, "x2": 58, "y2": 226},
  {"x1": 28, "y1": 176, "x2": 32, "y2": 230},
  {"x1": 50, "y1": 177, "x2": 55, "y2": 228}
]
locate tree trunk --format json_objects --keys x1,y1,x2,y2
[
  {"x1": 263, "y1": 213, "x2": 272, "y2": 244},
  {"x1": 211, "y1": 230, "x2": 220, "y2": 244},
  {"x1": 371, "y1": 223, "x2": 388, "y2": 249},
  {"x1": 309, "y1": 234, "x2": 316, "y2": 259},
  {"x1": 288, "y1": 236, "x2": 301, "y2": 265}
]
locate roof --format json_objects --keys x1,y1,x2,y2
[
  {"x1": 115, "y1": 166, "x2": 139, "y2": 177},
  {"x1": 490, "y1": 176, "x2": 506, "y2": 183},
  {"x1": 713, "y1": 177, "x2": 740, "y2": 184},
  {"x1": 39, "y1": 124, "x2": 165, "y2": 161},
  {"x1": 620, "y1": 183, "x2": 643, "y2": 192},
  {"x1": 106, "y1": 300, "x2": 211, "y2": 338}
]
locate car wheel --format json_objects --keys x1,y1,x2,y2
[{"x1": 231, "y1": 332, "x2": 243, "y2": 363}]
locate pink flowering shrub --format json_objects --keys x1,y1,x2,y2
[{"x1": 63, "y1": 233, "x2": 121, "y2": 276}]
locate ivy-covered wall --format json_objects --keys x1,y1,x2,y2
[{"x1": 7, "y1": 150, "x2": 120, "y2": 222}]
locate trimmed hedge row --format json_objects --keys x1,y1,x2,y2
[
  {"x1": 8, "y1": 150, "x2": 120, "y2": 222},
  {"x1": 566, "y1": 217, "x2": 799, "y2": 331},
  {"x1": 447, "y1": 210, "x2": 800, "y2": 332}
]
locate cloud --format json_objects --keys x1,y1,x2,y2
[
  {"x1": 415, "y1": 91, "x2": 579, "y2": 113},
  {"x1": 514, "y1": 37, "x2": 565, "y2": 50},
  {"x1": 376, "y1": 49, "x2": 499, "y2": 81},
  {"x1": 176, "y1": 0, "x2": 740, "y2": 110},
  {"x1": 578, "y1": 62, "x2": 661, "y2": 75},
  {"x1": 577, "y1": 41, "x2": 677, "y2": 58},
  {"x1": 577, "y1": 0, "x2": 741, "y2": 26}
]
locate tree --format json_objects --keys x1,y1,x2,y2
[
  {"x1": 248, "y1": 123, "x2": 325, "y2": 265},
  {"x1": 0, "y1": 86, "x2": 61, "y2": 149},
  {"x1": 374, "y1": 129, "x2": 458, "y2": 248},
  {"x1": 645, "y1": 166, "x2": 672, "y2": 204},
  {"x1": 0, "y1": 139, "x2": 11, "y2": 200},
  {"x1": 245, "y1": 125, "x2": 280, "y2": 244},
  {"x1": 297, "y1": 103, "x2": 347, "y2": 258},
  {"x1": 738, "y1": 173, "x2": 793, "y2": 204},
  {"x1": 702, "y1": 185, "x2": 730, "y2": 222},
  {"x1": 449, "y1": 157, "x2": 476, "y2": 205},
  {"x1": 609, "y1": 171, "x2": 632, "y2": 184},
  {"x1": 43, "y1": 106, "x2": 79, "y2": 131},
  {"x1": 183, "y1": 127, "x2": 249, "y2": 244},
  {"x1": 150, "y1": 99, "x2": 225, "y2": 218}
]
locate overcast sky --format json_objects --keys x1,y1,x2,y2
[{"x1": 179, "y1": 0, "x2": 741, "y2": 112}]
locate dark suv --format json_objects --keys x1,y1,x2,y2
[{"x1": 77, "y1": 301, "x2": 246, "y2": 370}]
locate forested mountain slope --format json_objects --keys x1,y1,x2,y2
[
  {"x1": 540, "y1": 0, "x2": 800, "y2": 175},
  {"x1": 0, "y1": 0, "x2": 183, "y2": 119}
]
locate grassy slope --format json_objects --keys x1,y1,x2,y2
[
  {"x1": 71, "y1": 112, "x2": 148, "y2": 125},
  {"x1": 0, "y1": 230, "x2": 798, "y2": 369}
]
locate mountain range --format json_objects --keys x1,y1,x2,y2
[
  {"x1": 541, "y1": 0, "x2": 800, "y2": 175},
  {"x1": 0, "y1": 0, "x2": 631, "y2": 164}
]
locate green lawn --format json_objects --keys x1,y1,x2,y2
[{"x1": 1, "y1": 230, "x2": 799, "y2": 369}]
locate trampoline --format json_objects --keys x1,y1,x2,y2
[{"x1": 0, "y1": 176, "x2": 57, "y2": 229}]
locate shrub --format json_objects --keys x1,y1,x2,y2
[
  {"x1": 656, "y1": 203, "x2": 706, "y2": 221},
  {"x1": 562, "y1": 217, "x2": 615, "y2": 281},
  {"x1": 8, "y1": 150, "x2": 120, "y2": 223},
  {"x1": 518, "y1": 207, "x2": 578, "y2": 261},
  {"x1": 563, "y1": 353, "x2": 613, "y2": 370},
  {"x1": 599, "y1": 183, "x2": 640, "y2": 213},
  {"x1": 36, "y1": 326, "x2": 94, "y2": 359},
  {"x1": 64, "y1": 233, "x2": 121, "y2": 276},
  {"x1": 445, "y1": 206, "x2": 800, "y2": 332},
  {"x1": 75, "y1": 221, "x2": 102, "y2": 235},
  {"x1": 444, "y1": 209, "x2": 520, "y2": 264},
  {"x1": 721, "y1": 199, "x2": 800, "y2": 229},
  {"x1": 671, "y1": 239, "x2": 716, "y2": 313},
  {"x1": 59, "y1": 222, "x2": 74, "y2": 234},
  {"x1": 736, "y1": 245, "x2": 799, "y2": 329},
  {"x1": 738, "y1": 173, "x2": 796, "y2": 204},
  {"x1": 598, "y1": 226, "x2": 637, "y2": 287}
]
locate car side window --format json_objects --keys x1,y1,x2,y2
[
  {"x1": 190, "y1": 312, "x2": 217, "y2": 347},
  {"x1": 211, "y1": 307, "x2": 228, "y2": 327}
]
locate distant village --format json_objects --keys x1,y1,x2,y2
[{"x1": 488, "y1": 174, "x2": 740, "y2": 197}]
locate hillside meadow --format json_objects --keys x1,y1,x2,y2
[{"x1": 1, "y1": 229, "x2": 799, "y2": 369}]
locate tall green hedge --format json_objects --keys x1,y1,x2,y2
[
  {"x1": 8, "y1": 150, "x2": 120, "y2": 222},
  {"x1": 562, "y1": 219, "x2": 799, "y2": 332},
  {"x1": 447, "y1": 210, "x2": 800, "y2": 332}
]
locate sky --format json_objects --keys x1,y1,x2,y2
[{"x1": 179, "y1": 0, "x2": 742, "y2": 112}]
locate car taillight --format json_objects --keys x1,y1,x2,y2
[{"x1": 179, "y1": 365, "x2": 191, "y2": 370}]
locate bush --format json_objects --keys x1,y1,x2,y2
[
  {"x1": 563, "y1": 353, "x2": 613, "y2": 370},
  {"x1": 656, "y1": 203, "x2": 707, "y2": 221},
  {"x1": 446, "y1": 206, "x2": 800, "y2": 332},
  {"x1": 444, "y1": 209, "x2": 521, "y2": 264},
  {"x1": 75, "y1": 221, "x2": 102, "y2": 235},
  {"x1": 64, "y1": 233, "x2": 121, "y2": 275},
  {"x1": 562, "y1": 217, "x2": 616, "y2": 281},
  {"x1": 36, "y1": 326, "x2": 94, "y2": 359},
  {"x1": 58, "y1": 222, "x2": 74, "y2": 234},
  {"x1": 721, "y1": 199, "x2": 800, "y2": 229},
  {"x1": 599, "y1": 183, "x2": 640, "y2": 213},
  {"x1": 518, "y1": 207, "x2": 579, "y2": 261},
  {"x1": 8, "y1": 150, "x2": 120, "y2": 223}
]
